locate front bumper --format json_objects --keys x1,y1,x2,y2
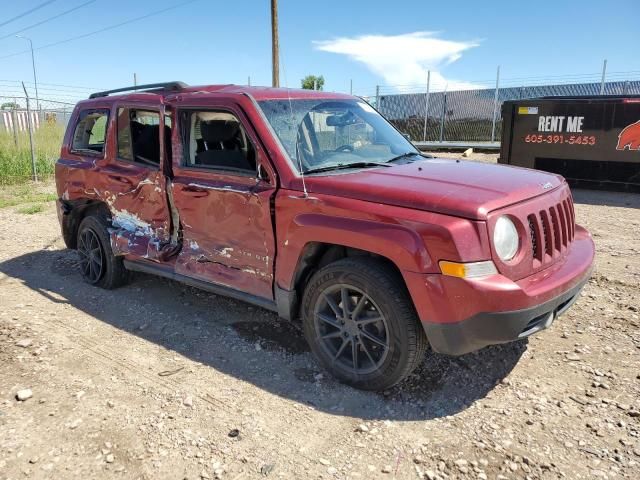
[
  {"x1": 404, "y1": 225, "x2": 595, "y2": 355},
  {"x1": 421, "y1": 277, "x2": 588, "y2": 355}
]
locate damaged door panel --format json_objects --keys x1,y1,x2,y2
[
  {"x1": 170, "y1": 104, "x2": 277, "y2": 300},
  {"x1": 106, "y1": 103, "x2": 173, "y2": 260}
]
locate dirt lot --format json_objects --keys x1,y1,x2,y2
[{"x1": 1, "y1": 161, "x2": 639, "y2": 479}]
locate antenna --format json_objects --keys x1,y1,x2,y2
[{"x1": 280, "y1": 41, "x2": 308, "y2": 197}]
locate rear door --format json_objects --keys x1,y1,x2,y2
[
  {"x1": 169, "y1": 98, "x2": 277, "y2": 300},
  {"x1": 101, "y1": 101, "x2": 173, "y2": 260}
]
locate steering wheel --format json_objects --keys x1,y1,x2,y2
[{"x1": 334, "y1": 144, "x2": 354, "y2": 153}]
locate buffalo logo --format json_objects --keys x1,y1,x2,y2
[{"x1": 617, "y1": 120, "x2": 640, "y2": 151}]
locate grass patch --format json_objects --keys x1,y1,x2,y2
[
  {"x1": 16, "y1": 203, "x2": 44, "y2": 214},
  {"x1": 0, "y1": 180, "x2": 57, "y2": 208},
  {"x1": 0, "y1": 123, "x2": 64, "y2": 184}
]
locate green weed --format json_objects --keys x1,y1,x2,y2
[
  {"x1": 16, "y1": 203, "x2": 44, "y2": 214},
  {"x1": 0, "y1": 123, "x2": 64, "y2": 184},
  {"x1": 0, "y1": 180, "x2": 57, "y2": 208}
]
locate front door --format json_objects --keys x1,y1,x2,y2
[{"x1": 170, "y1": 102, "x2": 277, "y2": 300}]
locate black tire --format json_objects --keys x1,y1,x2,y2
[
  {"x1": 301, "y1": 257, "x2": 427, "y2": 391},
  {"x1": 76, "y1": 214, "x2": 129, "y2": 289}
]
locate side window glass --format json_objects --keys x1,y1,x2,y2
[
  {"x1": 117, "y1": 108, "x2": 161, "y2": 167},
  {"x1": 180, "y1": 110, "x2": 256, "y2": 173},
  {"x1": 72, "y1": 110, "x2": 109, "y2": 154}
]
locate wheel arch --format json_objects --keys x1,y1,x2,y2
[
  {"x1": 276, "y1": 241, "x2": 411, "y2": 323},
  {"x1": 60, "y1": 198, "x2": 111, "y2": 249}
]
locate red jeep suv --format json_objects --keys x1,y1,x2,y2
[{"x1": 55, "y1": 82, "x2": 595, "y2": 390}]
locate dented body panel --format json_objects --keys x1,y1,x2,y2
[
  {"x1": 55, "y1": 83, "x2": 594, "y2": 357},
  {"x1": 171, "y1": 172, "x2": 275, "y2": 299},
  {"x1": 56, "y1": 98, "x2": 172, "y2": 261}
]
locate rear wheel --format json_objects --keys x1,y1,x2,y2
[
  {"x1": 76, "y1": 215, "x2": 128, "y2": 289},
  {"x1": 301, "y1": 258, "x2": 427, "y2": 390}
]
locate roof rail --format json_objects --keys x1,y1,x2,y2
[{"x1": 89, "y1": 81, "x2": 188, "y2": 99}]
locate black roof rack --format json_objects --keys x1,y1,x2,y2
[{"x1": 89, "y1": 81, "x2": 188, "y2": 99}]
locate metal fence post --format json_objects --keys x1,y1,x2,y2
[
  {"x1": 22, "y1": 82, "x2": 38, "y2": 182},
  {"x1": 490, "y1": 65, "x2": 501, "y2": 142},
  {"x1": 422, "y1": 70, "x2": 431, "y2": 141},
  {"x1": 622, "y1": 80, "x2": 629, "y2": 96},
  {"x1": 439, "y1": 90, "x2": 447, "y2": 142},
  {"x1": 375, "y1": 85, "x2": 380, "y2": 110},
  {"x1": 599, "y1": 59, "x2": 607, "y2": 95}
]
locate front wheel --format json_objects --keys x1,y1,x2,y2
[{"x1": 301, "y1": 258, "x2": 427, "y2": 390}]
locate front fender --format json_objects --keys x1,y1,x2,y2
[
  {"x1": 284, "y1": 213, "x2": 430, "y2": 279},
  {"x1": 274, "y1": 191, "x2": 492, "y2": 293}
]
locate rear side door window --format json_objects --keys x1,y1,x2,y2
[
  {"x1": 71, "y1": 109, "x2": 109, "y2": 155},
  {"x1": 116, "y1": 108, "x2": 162, "y2": 167}
]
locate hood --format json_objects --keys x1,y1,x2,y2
[{"x1": 301, "y1": 158, "x2": 564, "y2": 220}]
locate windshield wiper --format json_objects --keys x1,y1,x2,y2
[
  {"x1": 304, "y1": 161, "x2": 392, "y2": 175},
  {"x1": 386, "y1": 152, "x2": 421, "y2": 163}
]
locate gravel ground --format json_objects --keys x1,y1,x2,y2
[{"x1": 0, "y1": 167, "x2": 639, "y2": 479}]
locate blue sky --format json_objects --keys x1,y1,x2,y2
[{"x1": 0, "y1": 0, "x2": 638, "y2": 103}]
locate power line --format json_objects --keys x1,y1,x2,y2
[
  {"x1": 0, "y1": 0, "x2": 97, "y2": 41},
  {"x1": 0, "y1": 0, "x2": 200, "y2": 60},
  {"x1": 0, "y1": 0, "x2": 58, "y2": 28},
  {"x1": 0, "y1": 85, "x2": 91, "y2": 97},
  {"x1": 0, "y1": 79, "x2": 104, "y2": 91}
]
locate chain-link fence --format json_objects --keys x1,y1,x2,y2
[
  {"x1": 0, "y1": 97, "x2": 71, "y2": 183},
  {"x1": 0, "y1": 97, "x2": 74, "y2": 134},
  {"x1": 363, "y1": 78, "x2": 640, "y2": 143}
]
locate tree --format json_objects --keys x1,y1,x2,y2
[
  {"x1": 1, "y1": 102, "x2": 20, "y2": 110},
  {"x1": 301, "y1": 75, "x2": 325, "y2": 91}
]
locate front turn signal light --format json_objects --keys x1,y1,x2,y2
[{"x1": 439, "y1": 260, "x2": 498, "y2": 279}]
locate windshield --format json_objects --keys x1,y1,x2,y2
[{"x1": 257, "y1": 99, "x2": 419, "y2": 173}]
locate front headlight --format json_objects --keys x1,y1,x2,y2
[{"x1": 493, "y1": 216, "x2": 519, "y2": 261}]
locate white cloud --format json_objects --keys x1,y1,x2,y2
[{"x1": 314, "y1": 32, "x2": 481, "y2": 92}]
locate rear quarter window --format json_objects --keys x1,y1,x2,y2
[{"x1": 71, "y1": 109, "x2": 109, "y2": 155}]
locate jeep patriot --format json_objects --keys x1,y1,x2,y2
[{"x1": 55, "y1": 82, "x2": 595, "y2": 390}]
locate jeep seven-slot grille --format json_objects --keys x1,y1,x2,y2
[{"x1": 527, "y1": 196, "x2": 575, "y2": 264}]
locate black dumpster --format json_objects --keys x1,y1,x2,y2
[{"x1": 499, "y1": 96, "x2": 640, "y2": 192}]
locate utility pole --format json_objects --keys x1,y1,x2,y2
[
  {"x1": 271, "y1": 0, "x2": 279, "y2": 87},
  {"x1": 16, "y1": 35, "x2": 39, "y2": 111},
  {"x1": 134, "y1": 73, "x2": 137, "y2": 90}
]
